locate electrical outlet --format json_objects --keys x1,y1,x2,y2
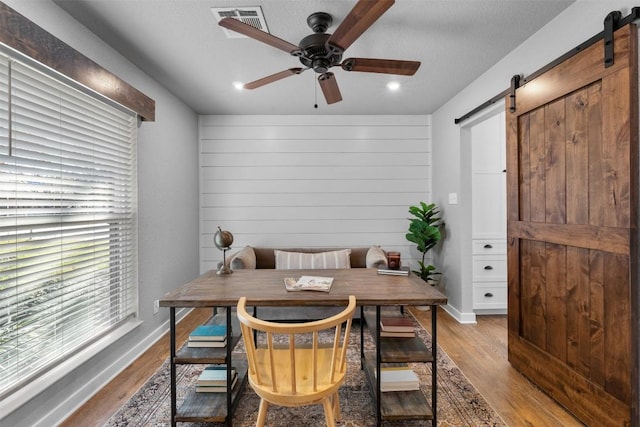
[{"x1": 153, "y1": 299, "x2": 159, "y2": 315}]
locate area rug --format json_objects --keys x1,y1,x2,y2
[{"x1": 106, "y1": 316, "x2": 505, "y2": 426}]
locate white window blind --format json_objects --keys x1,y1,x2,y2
[{"x1": 0, "y1": 53, "x2": 138, "y2": 396}]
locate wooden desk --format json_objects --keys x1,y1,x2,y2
[{"x1": 160, "y1": 268, "x2": 448, "y2": 426}]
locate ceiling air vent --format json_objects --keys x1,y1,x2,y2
[{"x1": 211, "y1": 6, "x2": 269, "y2": 39}]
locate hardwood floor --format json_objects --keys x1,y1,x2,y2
[
  {"x1": 61, "y1": 306, "x2": 583, "y2": 426},
  {"x1": 410, "y1": 306, "x2": 584, "y2": 427}
]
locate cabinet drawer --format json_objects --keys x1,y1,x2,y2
[
  {"x1": 473, "y1": 284, "x2": 507, "y2": 309},
  {"x1": 472, "y1": 256, "x2": 507, "y2": 281},
  {"x1": 472, "y1": 239, "x2": 506, "y2": 255}
]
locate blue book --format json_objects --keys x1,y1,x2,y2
[{"x1": 189, "y1": 324, "x2": 227, "y2": 341}]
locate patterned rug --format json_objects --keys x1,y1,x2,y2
[{"x1": 106, "y1": 315, "x2": 505, "y2": 426}]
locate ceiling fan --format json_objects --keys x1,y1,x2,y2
[{"x1": 218, "y1": 0, "x2": 420, "y2": 105}]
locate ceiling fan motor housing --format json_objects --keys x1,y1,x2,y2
[{"x1": 297, "y1": 12, "x2": 343, "y2": 73}]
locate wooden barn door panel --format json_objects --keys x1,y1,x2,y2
[{"x1": 507, "y1": 24, "x2": 637, "y2": 426}]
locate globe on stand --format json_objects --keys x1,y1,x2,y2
[{"x1": 214, "y1": 226, "x2": 234, "y2": 275}]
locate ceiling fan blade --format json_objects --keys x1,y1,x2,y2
[
  {"x1": 243, "y1": 68, "x2": 305, "y2": 90},
  {"x1": 326, "y1": 0, "x2": 395, "y2": 53},
  {"x1": 219, "y1": 17, "x2": 301, "y2": 55},
  {"x1": 341, "y1": 58, "x2": 420, "y2": 75},
  {"x1": 318, "y1": 73, "x2": 343, "y2": 104}
]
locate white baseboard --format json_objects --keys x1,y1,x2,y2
[
  {"x1": 441, "y1": 304, "x2": 477, "y2": 324},
  {"x1": 474, "y1": 308, "x2": 507, "y2": 316}
]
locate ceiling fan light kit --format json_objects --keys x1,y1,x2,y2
[{"x1": 218, "y1": 0, "x2": 420, "y2": 105}]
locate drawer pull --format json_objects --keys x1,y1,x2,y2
[
  {"x1": 483, "y1": 244, "x2": 493, "y2": 249},
  {"x1": 484, "y1": 292, "x2": 494, "y2": 298},
  {"x1": 484, "y1": 265, "x2": 493, "y2": 270}
]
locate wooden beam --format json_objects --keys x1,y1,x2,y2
[
  {"x1": 0, "y1": 1, "x2": 155, "y2": 121},
  {"x1": 508, "y1": 220, "x2": 630, "y2": 255}
]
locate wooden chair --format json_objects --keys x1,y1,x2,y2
[{"x1": 236, "y1": 295, "x2": 357, "y2": 427}]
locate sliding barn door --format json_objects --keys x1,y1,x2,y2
[{"x1": 506, "y1": 24, "x2": 638, "y2": 426}]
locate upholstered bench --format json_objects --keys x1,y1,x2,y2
[{"x1": 223, "y1": 246, "x2": 388, "y2": 320}]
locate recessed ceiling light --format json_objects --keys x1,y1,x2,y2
[
  {"x1": 232, "y1": 81, "x2": 244, "y2": 90},
  {"x1": 387, "y1": 81, "x2": 400, "y2": 91}
]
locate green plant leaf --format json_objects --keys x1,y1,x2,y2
[{"x1": 406, "y1": 201, "x2": 443, "y2": 282}]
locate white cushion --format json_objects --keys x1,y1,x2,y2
[
  {"x1": 366, "y1": 245, "x2": 388, "y2": 268},
  {"x1": 229, "y1": 246, "x2": 257, "y2": 270},
  {"x1": 274, "y1": 249, "x2": 351, "y2": 269}
]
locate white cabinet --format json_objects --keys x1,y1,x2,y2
[
  {"x1": 471, "y1": 112, "x2": 507, "y2": 312},
  {"x1": 472, "y1": 173, "x2": 506, "y2": 238}
]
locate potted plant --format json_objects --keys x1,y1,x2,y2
[{"x1": 406, "y1": 202, "x2": 442, "y2": 285}]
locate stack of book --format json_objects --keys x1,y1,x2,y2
[
  {"x1": 195, "y1": 366, "x2": 237, "y2": 393},
  {"x1": 377, "y1": 266, "x2": 410, "y2": 276},
  {"x1": 187, "y1": 324, "x2": 227, "y2": 348},
  {"x1": 379, "y1": 317, "x2": 415, "y2": 338},
  {"x1": 377, "y1": 366, "x2": 420, "y2": 392}
]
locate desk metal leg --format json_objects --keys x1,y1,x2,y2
[
  {"x1": 375, "y1": 305, "x2": 381, "y2": 427},
  {"x1": 432, "y1": 305, "x2": 438, "y2": 426},
  {"x1": 360, "y1": 306, "x2": 364, "y2": 369},
  {"x1": 226, "y1": 307, "x2": 233, "y2": 427},
  {"x1": 170, "y1": 307, "x2": 176, "y2": 427}
]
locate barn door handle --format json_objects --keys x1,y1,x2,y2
[
  {"x1": 483, "y1": 244, "x2": 493, "y2": 249},
  {"x1": 484, "y1": 292, "x2": 494, "y2": 298},
  {"x1": 484, "y1": 265, "x2": 493, "y2": 270}
]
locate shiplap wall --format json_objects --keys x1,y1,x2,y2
[{"x1": 199, "y1": 115, "x2": 432, "y2": 273}]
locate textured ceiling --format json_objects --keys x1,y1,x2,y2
[{"x1": 54, "y1": 0, "x2": 575, "y2": 115}]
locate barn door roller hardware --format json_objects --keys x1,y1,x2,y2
[
  {"x1": 509, "y1": 75, "x2": 521, "y2": 113},
  {"x1": 604, "y1": 11, "x2": 622, "y2": 68},
  {"x1": 454, "y1": 7, "x2": 640, "y2": 124}
]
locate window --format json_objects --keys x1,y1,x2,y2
[{"x1": 0, "y1": 52, "x2": 138, "y2": 396}]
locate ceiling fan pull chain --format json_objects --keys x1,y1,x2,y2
[{"x1": 314, "y1": 74, "x2": 318, "y2": 109}]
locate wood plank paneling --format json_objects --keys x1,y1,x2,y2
[
  {"x1": 199, "y1": 115, "x2": 431, "y2": 273},
  {"x1": 545, "y1": 243, "x2": 566, "y2": 361},
  {"x1": 199, "y1": 124, "x2": 428, "y2": 140},
  {"x1": 604, "y1": 252, "x2": 632, "y2": 403},
  {"x1": 517, "y1": 114, "x2": 531, "y2": 222},
  {"x1": 522, "y1": 240, "x2": 547, "y2": 349},
  {"x1": 588, "y1": 250, "x2": 605, "y2": 387},
  {"x1": 545, "y1": 99, "x2": 566, "y2": 224},
  {"x1": 205, "y1": 179, "x2": 430, "y2": 194},
  {"x1": 566, "y1": 86, "x2": 592, "y2": 225},
  {"x1": 529, "y1": 108, "x2": 546, "y2": 223},
  {"x1": 602, "y1": 67, "x2": 632, "y2": 228},
  {"x1": 201, "y1": 165, "x2": 429, "y2": 181},
  {"x1": 565, "y1": 246, "x2": 590, "y2": 376}
]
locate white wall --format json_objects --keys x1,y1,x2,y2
[
  {"x1": 199, "y1": 115, "x2": 432, "y2": 272},
  {"x1": 1, "y1": 1, "x2": 199, "y2": 426},
  {"x1": 432, "y1": 0, "x2": 639, "y2": 321}
]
